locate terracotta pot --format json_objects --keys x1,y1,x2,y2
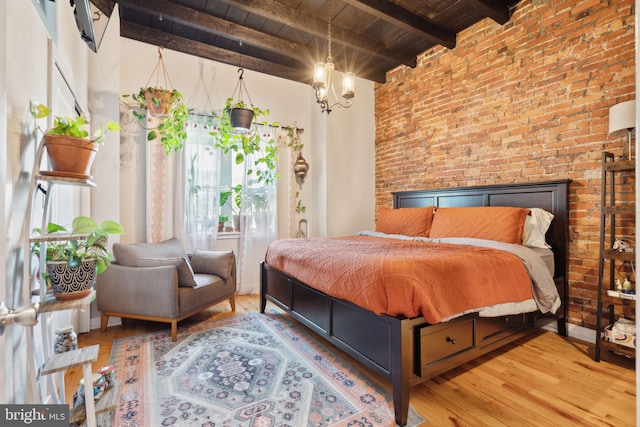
[
  {"x1": 43, "y1": 135, "x2": 98, "y2": 178},
  {"x1": 230, "y1": 107, "x2": 254, "y2": 130},
  {"x1": 144, "y1": 89, "x2": 173, "y2": 117},
  {"x1": 47, "y1": 259, "x2": 97, "y2": 301}
]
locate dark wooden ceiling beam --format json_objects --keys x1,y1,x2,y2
[
  {"x1": 465, "y1": 0, "x2": 512, "y2": 24},
  {"x1": 209, "y1": 0, "x2": 417, "y2": 69},
  {"x1": 121, "y1": 21, "x2": 309, "y2": 84},
  {"x1": 344, "y1": 0, "x2": 456, "y2": 49},
  {"x1": 120, "y1": 22, "x2": 387, "y2": 84},
  {"x1": 117, "y1": 0, "x2": 310, "y2": 62}
]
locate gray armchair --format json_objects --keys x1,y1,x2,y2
[{"x1": 96, "y1": 238, "x2": 236, "y2": 341}]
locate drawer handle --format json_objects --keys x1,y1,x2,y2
[{"x1": 446, "y1": 336, "x2": 456, "y2": 345}]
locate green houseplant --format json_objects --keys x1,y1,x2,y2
[
  {"x1": 247, "y1": 185, "x2": 271, "y2": 231},
  {"x1": 211, "y1": 98, "x2": 280, "y2": 187},
  {"x1": 123, "y1": 87, "x2": 190, "y2": 155},
  {"x1": 31, "y1": 103, "x2": 120, "y2": 178},
  {"x1": 32, "y1": 216, "x2": 124, "y2": 300},
  {"x1": 219, "y1": 184, "x2": 243, "y2": 231}
]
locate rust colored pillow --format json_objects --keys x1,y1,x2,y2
[
  {"x1": 376, "y1": 206, "x2": 435, "y2": 237},
  {"x1": 429, "y1": 206, "x2": 530, "y2": 244}
]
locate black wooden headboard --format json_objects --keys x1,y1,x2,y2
[{"x1": 392, "y1": 180, "x2": 570, "y2": 283}]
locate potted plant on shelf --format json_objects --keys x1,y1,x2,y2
[
  {"x1": 32, "y1": 216, "x2": 124, "y2": 301},
  {"x1": 248, "y1": 185, "x2": 270, "y2": 231},
  {"x1": 31, "y1": 103, "x2": 120, "y2": 179},
  {"x1": 218, "y1": 214, "x2": 229, "y2": 232},
  {"x1": 220, "y1": 184, "x2": 243, "y2": 231}
]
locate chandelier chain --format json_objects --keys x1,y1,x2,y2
[{"x1": 327, "y1": 0, "x2": 332, "y2": 63}]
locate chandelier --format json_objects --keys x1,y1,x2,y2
[{"x1": 312, "y1": 1, "x2": 355, "y2": 114}]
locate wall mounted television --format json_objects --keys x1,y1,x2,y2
[{"x1": 71, "y1": 0, "x2": 115, "y2": 52}]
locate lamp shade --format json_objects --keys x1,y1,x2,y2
[{"x1": 608, "y1": 100, "x2": 636, "y2": 135}]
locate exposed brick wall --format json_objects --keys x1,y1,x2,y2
[{"x1": 374, "y1": 0, "x2": 635, "y2": 330}]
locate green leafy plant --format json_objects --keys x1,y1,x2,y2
[
  {"x1": 122, "y1": 87, "x2": 191, "y2": 155},
  {"x1": 295, "y1": 191, "x2": 306, "y2": 214},
  {"x1": 247, "y1": 185, "x2": 268, "y2": 212},
  {"x1": 211, "y1": 98, "x2": 280, "y2": 186},
  {"x1": 32, "y1": 216, "x2": 124, "y2": 275},
  {"x1": 220, "y1": 184, "x2": 243, "y2": 215},
  {"x1": 31, "y1": 103, "x2": 120, "y2": 144}
]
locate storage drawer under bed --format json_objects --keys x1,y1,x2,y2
[
  {"x1": 418, "y1": 318, "x2": 475, "y2": 368},
  {"x1": 476, "y1": 314, "x2": 527, "y2": 346}
]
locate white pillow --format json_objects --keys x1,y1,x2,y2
[{"x1": 522, "y1": 208, "x2": 554, "y2": 248}]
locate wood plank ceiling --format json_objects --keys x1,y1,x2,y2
[{"x1": 99, "y1": 0, "x2": 522, "y2": 84}]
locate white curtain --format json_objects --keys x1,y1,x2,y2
[
  {"x1": 237, "y1": 124, "x2": 278, "y2": 294},
  {"x1": 182, "y1": 116, "x2": 221, "y2": 251},
  {"x1": 146, "y1": 115, "x2": 183, "y2": 243},
  {"x1": 146, "y1": 114, "x2": 221, "y2": 252}
]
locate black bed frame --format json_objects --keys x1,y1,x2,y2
[{"x1": 260, "y1": 180, "x2": 569, "y2": 426}]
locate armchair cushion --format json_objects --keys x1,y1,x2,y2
[
  {"x1": 190, "y1": 250, "x2": 234, "y2": 280},
  {"x1": 135, "y1": 256, "x2": 197, "y2": 287},
  {"x1": 113, "y1": 238, "x2": 188, "y2": 267}
]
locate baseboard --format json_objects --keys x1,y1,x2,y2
[
  {"x1": 90, "y1": 315, "x2": 121, "y2": 330},
  {"x1": 537, "y1": 317, "x2": 596, "y2": 344}
]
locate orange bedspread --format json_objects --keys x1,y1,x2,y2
[{"x1": 265, "y1": 236, "x2": 534, "y2": 322}]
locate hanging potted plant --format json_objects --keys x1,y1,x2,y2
[
  {"x1": 211, "y1": 99, "x2": 279, "y2": 187},
  {"x1": 32, "y1": 216, "x2": 124, "y2": 301},
  {"x1": 121, "y1": 47, "x2": 191, "y2": 155},
  {"x1": 228, "y1": 100, "x2": 254, "y2": 130},
  {"x1": 226, "y1": 68, "x2": 263, "y2": 130},
  {"x1": 31, "y1": 103, "x2": 120, "y2": 179}
]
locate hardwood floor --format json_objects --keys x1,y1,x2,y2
[{"x1": 65, "y1": 295, "x2": 636, "y2": 426}]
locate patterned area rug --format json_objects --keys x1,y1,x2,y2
[{"x1": 109, "y1": 313, "x2": 424, "y2": 426}]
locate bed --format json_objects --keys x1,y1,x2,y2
[{"x1": 260, "y1": 180, "x2": 569, "y2": 426}]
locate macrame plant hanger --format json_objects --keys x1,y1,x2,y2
[{"x1": 144, "y1": 46, "x2": 175, "y2": 117}]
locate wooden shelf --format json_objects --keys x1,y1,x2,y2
[
  {"x1": 70, "y1": 381, "x2": 120, "y2": 426},
  {"x1": 36, "y1": 173, "x2": 96, "y2": 187},
  {"x1": 37, "y1": 289, "x2": 95, "y2": 313},
  {"x1": 604, "y1": 159, "x2": 635, "y2": 172},
  {"x1": 41, "y1": 345, "x2": 99, "y2": 376},
  {"x1": 603, "y1": 205, "x2": 635, "y2": 215},
  {"x1": 602, "y1": 249, "x2": 635, "y2": 261},
  {"x1": 29, "y1": 232, "x2": 90, "y2": 243},
  {"x1": 601, "y1": 293, "x2": 636, "y2": 306},
  {"x1": 600, "y1": 339, "x2": 635, "y2": 359}
]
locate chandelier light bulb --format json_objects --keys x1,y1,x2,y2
[
  {"x1": 342, "y1": 72, "x2": 355, "y2": 99},
  {"x1": 313, "y1": 63, "x2": 326, "y2": 90}
]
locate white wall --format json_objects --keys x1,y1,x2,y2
[
  {"x1": 2, "y1": 0, "x2": 98, "y2": 403},
  {"x1": 3, "y1": 0, "x2": 51, "y2": 404}
]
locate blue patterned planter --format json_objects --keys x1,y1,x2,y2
[{"x1": 46, "y1": 259, "x2": 96, "y2": 300}]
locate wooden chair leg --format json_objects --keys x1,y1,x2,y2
[
  {"x1": 229, "y1": 295, "x2": 236, "y2": 312},
  {"x1": 101, "y1": 313, "x2": 109, "y2": 332},
  {"x1": 171, "y1": 320, "x2": 178, "y2": 342}
]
